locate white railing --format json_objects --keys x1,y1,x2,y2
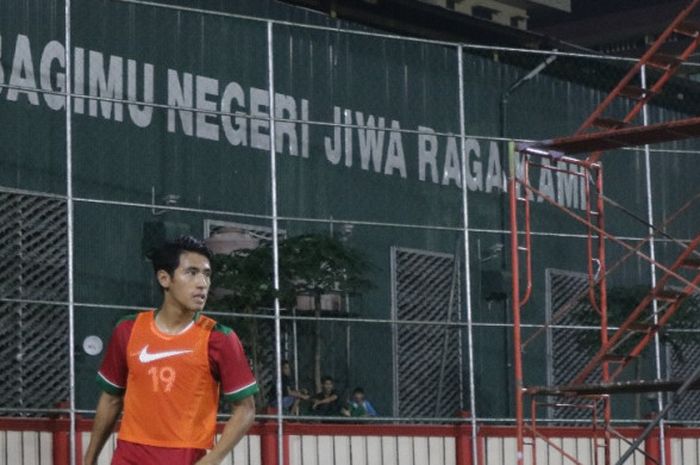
[{"x1": 1, "y1": 418, "x2": 691, "y2": 465}]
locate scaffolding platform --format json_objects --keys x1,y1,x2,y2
[
  {"x1": 527, "y1": 116, "x2": 700, "y2": 156},
  {"x1": 526, "y1": 378, "x2": 700, "y2": 397}
]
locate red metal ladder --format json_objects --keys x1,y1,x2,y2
[{"x1": 581, "y1": 162, "x2": 613, "y2": 465}]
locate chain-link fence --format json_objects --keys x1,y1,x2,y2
[
  {"x1": 392, "y1": 247, "x2": 463, "y2": 418},
  {"x1": 0, "y1": 193, "x2": 69, "y2": 413}
]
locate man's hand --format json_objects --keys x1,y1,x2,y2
[{"x1": 194, "y1": 396, "x2": 255, "y2": 465}]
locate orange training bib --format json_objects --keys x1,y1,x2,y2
[{"x1": 119, "y1": 311, "x2": 219, "y2": 449}]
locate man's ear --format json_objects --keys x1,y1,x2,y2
[{"x1": 157, "y1": 269, "x2": 172, "y2": 290}]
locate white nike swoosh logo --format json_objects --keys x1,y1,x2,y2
[{"x1": 138, "y1": 345, "x2": 193, "y2": 363}]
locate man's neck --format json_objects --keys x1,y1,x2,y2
[{"x1": 156, "y1": 301, "x2": 196, "y2": 334}]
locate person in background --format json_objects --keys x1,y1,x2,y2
[
  {"x1": 311, "y1": 375, "x2": 341, "y2": 416},
  {"x1": 342, "y1": 387, "x2": 378, "y2": 417},
  {"x1": 268, "y1": 360, "x2": 310, "y2": 415}
]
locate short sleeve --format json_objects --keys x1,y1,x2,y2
[
  {"x1": 209, "y1": 326, "x2": 259, "y2": 403},
  {"x1": 96, "y1": 317, "x2": 134, "y2": 395}
]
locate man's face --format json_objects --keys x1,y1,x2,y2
[
  {"x1": 158, "y1": 251, "x2": 211, "y2": 313},
  {"x1": 282, "y1": 363, "x2": 291, "y2": 376},
  {"x1": 322, "y1": 379, "x2": 334, "y2": 394},
  {"x1": 352, "y1": 392, "x2": 365, "y2": 403}
]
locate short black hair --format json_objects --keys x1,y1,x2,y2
[
  {"x1": 151, "y1": 235, "x2": 213, "y2": 277},
  {"x1": 352, "y1": 387, "x2": 365, "y2": 395},
  {"x1": 321, "y1": 375, "x2": 334, "y2": 383}
]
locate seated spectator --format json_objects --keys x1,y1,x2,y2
[
  {"x1": 342, "y1": 387, "x2": 378, "y2": 417},
  {"x1": 268, "y1": 360, "x2": 310, "y2": 414},
  {"x1": 311, "y1": 375, "x2": 341, "y2": 416}
]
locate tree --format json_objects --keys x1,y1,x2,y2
[
  {"x1": 210, "y1": 233, "x2": 372, "y2": 398},
  {"x1": 277, "y1": 234, "x2": 372, "y2": 392},
  {"x1": 209, "y1": 244, "x2": 275, "y2": 407}
]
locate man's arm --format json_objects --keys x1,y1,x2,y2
[
  {"x1": 195, "y1": 396, "x2": 256, "y2": 465},
  {"x1": 288, "y1": 388, "x2": 310, "y2": 400},
  {"x1": 312, "y1": 393, "x2": 338, "y2": 408},
  {"x1": 83, "y1": 392, "x2": 124, "y2": 465},
  {"x1": 365, "y1": 400, "x2": 378, "y2": 416}
]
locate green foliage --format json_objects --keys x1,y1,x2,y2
[
  {"x1": 210, "y1": 244, "x2": 275, "y2": 313},
  {"x1": 209, "y1": 233, "x2": 372, "y2": 313},
  {"x1": 208, "y1": 233, "x2": 372, "y2": 396},
  {"x1": 208, "y1": 244, "x2": 275, "y2": 348},
  {"x1": 277, "y1": 234, "x2": 373, "y2": 306}
]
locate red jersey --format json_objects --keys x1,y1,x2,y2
[{"x1": 97, "y1": 310, "x2": 258, "y2": 463}]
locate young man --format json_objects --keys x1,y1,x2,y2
[
  {"x1": 84, "y1": 236, "x2": 258, "y2": 465},
  {"x1": 342, "y1": 387, "x2": 378, "y2": 417},
  {"x1": 268, "y1": 360, "x2": 309, "y2": 415},
  {"x1": 311, "y1": 375, "x2": 341, "y2": 416}
]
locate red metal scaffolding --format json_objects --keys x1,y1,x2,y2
[{"x1": 508, "y1": 1, "x2": 700, "y2": 464}]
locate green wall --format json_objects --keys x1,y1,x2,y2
[{"x1": 2, "y1": 0, "x2": 699, "y2": 420}]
